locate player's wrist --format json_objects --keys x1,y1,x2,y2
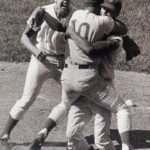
[{"x1": 36, "y1": 51, "x2": 47, "y2": 62}]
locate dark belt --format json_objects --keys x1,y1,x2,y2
[
  {"x1": 46, "y1": 54, "x2": 64, "y2": 57},
  {"x1": 64, "y1": 64, "x2": 97, "y2": 69}
]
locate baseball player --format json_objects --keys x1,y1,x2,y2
[
  {"x1": 28, "y1": 2, "x2": 134, "y2": 150},
  {"x1": 0, "y1": 0, "x2": 71, "y2": 141},
  {"x1": 65, "y1": 27, "x2": 126, "y2": 150},
  {"x1": 49, "y1": 0, "x2": 133, "y2": 150},
  {"x1": 65, "y1": 4, "x2": 140, "y2": 147},
  {"x1": 62, "y1": 0, "x2": 133, "y2": 149}
]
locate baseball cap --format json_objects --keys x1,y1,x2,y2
[
  {"x1": 101, "y1": 0, "x2": 122, "y2": 13},
  {"x1": 84, "y1": 0, "x2": 103, "y2": 5}
]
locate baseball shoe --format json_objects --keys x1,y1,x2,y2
[
  {"x1": 89, "y1": 146, "x2": 95, "y2": 150},
  {"x1": 29, "y1": 138, "x2": 43, "y2": 150},
  {"x1": 29, "y1": 133, "x2": 45, "y2": 150},
  {"x1": 125, "y1": 99, "x2": 137, "y2": 107},
  {"x1": 0, "y1": 133, "x2": 10, "y2": 142}
]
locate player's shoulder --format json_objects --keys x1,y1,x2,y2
[
  {"x1": 98, "y1": 15, "x2": 114, "y2": 24},
  {"x1": 99, "y1": 16, "x2": 114, "y2": 33},
  {"x1": 72, "y1": 9, "x2": 86, "y2": 17},
  {"x1": 41, "y1": 3, "x2": 55, "y2": 11}
]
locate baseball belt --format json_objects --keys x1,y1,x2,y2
[{"x1": 64, "y1": 64, "x2": 98, "y2": 69}]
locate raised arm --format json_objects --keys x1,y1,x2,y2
[
  {"x1": 111, "y1": 19, "x2": 128, "y2": 35},
  {"x1": 44, "y1": 11, "x2": 66, "y2": 32},
  {"x1": 21, "y1": 7, "x2": 47, "y2": 62},
  {"x1": 112, "y1": 20, "x2": 140, "y2": 61}
]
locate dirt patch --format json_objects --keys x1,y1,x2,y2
[{"x1": 0, "y1": 62, "x2": 150, "y2": 150}]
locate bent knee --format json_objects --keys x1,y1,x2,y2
[
  {"x1": 117, "y1": 108, "x2": 130, "y2": 117},
  {"x1": 10, "y1": 97, "x2": 34, "y2": 120}
]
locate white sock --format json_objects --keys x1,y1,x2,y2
[{"x1": 38, "y1": 128, "x2": 48, "y2": 138}]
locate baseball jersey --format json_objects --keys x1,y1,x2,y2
[
  {"x1": 66, "y1": 10, "x2": 114, "y2": 65},
  {"x1": 99, "y1": 36, "x2": 126, "y2": 80},
  {"x1": 27, "y1": 4, "x2": 66, "y2": 56}
]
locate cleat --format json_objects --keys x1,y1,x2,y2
[
  {"x1": 29, "y1": 133, "x2": 45, "y2": 150},
  {"x1": 0, "y1": 134, "x2": 10, "y2": 142},
  {"x1": 125, "y1": 99, "x2": 137, "y2": 107},
  {"x1": 29, "y1": 138, "x2": 43, "y2": 150},
  {"x1": 89, "y1": 146, "x2": 95, "y2": 150}
]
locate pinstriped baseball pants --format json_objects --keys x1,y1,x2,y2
[
  {"x1": 66, "y1": 97, "x2": 115, "y2": 150},
  {"x1": 10, "y1": 55, "x2": 62, "y2": 120},
  {"x1": 60, "y1": 67, "x2": 127, "y2": 113}
]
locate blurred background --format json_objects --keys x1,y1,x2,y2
[{"x1": 0, "y1": 0, "x2": 150, "y2": 73}]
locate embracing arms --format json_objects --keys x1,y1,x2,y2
[
  {"x1": 65, "y1": 24, "x2": 120, "y2": 56},
  {"x1": 29, "y1": 8, "x2": 140, "y2": 61}
]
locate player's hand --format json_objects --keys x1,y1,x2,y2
[
  {"x1": 36, "y1": 51, "x2": 47, "y2": 62},
  {"x1": 107, "y1": 39, "x2": 120, "y2": 51},
  {"x1": 36, "y1": 51, "x2": 53, "y2": 70}
]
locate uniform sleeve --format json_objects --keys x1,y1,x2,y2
[
  {"x1": 27, "y1": 7, "x2": 45, "y2": 31},
  {"x1": 98, "y1": 16, "x2": 114, "y2": 36}
]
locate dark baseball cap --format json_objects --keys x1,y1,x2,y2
[
  {"x1": 101, "y1": 0, "x2": 122, "y2": 13},
  {"x1": 84, "y1": 0, "x2": 103, "y2": 5}
]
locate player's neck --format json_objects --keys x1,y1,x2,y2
[{"x1": 85, "y1": 6, "x2": 100, "y2": 14}]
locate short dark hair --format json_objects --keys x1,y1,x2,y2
[{"x1": 101, "y1": 0, "x2": 122, "y2": 16}]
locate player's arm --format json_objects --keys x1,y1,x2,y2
[
  {"x1": 66, "y1": 25, "x2": 120, "y2": 55},
  {"x1": 21, "y1": 25, "x2": 40, "y2": 57},
  {"x1": 111, "y1": 20, "x2": 140, "y2": 61},
  {"x1": 111, "y1": 20, "x2": 128, "y2": 35},
  {"x1": 44, "y1": 11, "x2": 66, "y2": 32},
  {"x1": 21, "y1": 8, "x2": 47, "y2": 61}
]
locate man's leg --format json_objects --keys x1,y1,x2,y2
[
  {"x1": 66, "y1": 97, "x2": 115, "y2": 150},
  {"x1": 89, "y1": 102, "x2": 115, "y2": 150},
  {"x1": 0, "y1": 55, "x2": 51, "y2": 141},
  {"x1": 29, "y1": 81, "x2": 80, "y2": 150},
  {"x1": 66, "y1": 99, "x2": 93, "y2": 150},
  {"x1": 86, "y1": 80, "x2": 132, "y2": 150}
]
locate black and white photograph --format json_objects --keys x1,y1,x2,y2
[{"x1": 0, "y1": 0, "x2": 150, "y2": 149}]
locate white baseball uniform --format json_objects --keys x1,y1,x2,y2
[
  {"x1": 66, "y1": 35, "x2": 126, "y2": 150},
  {"x1": 10, "y1": 4, "x2": 66, "y2": 120}
]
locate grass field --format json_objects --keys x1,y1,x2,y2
[
  {"x1": 0, "y1": 0, "x2": 150, "y2": 73},
  {"x1": 0, "y1": 62, "x2": 150, "y2": 150}
]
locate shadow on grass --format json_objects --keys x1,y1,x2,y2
[
  {"x1": 85, "y1": 129, "x2": 150, "y2": 150},
  {"x1": 1, "y1": 129, "x2": 150, "y2": 149}
]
